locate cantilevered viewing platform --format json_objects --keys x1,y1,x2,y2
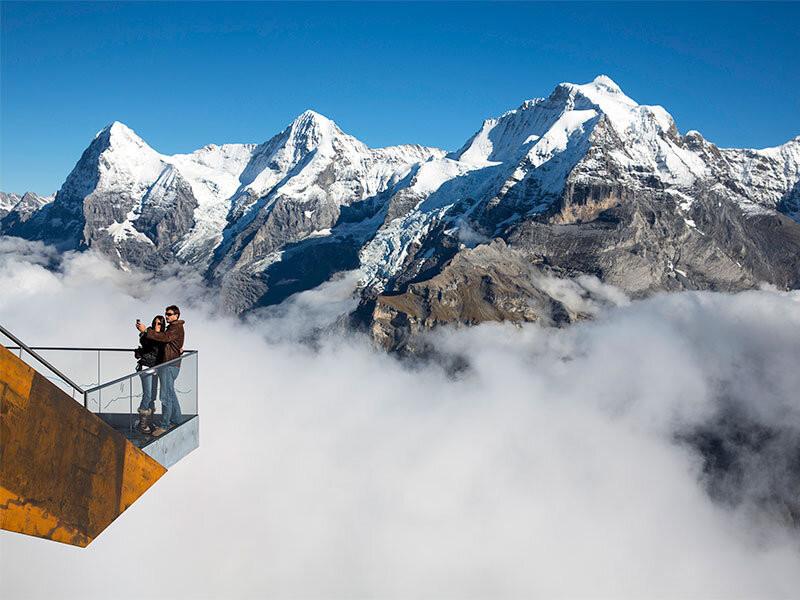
[{"x1": 0, "y1": 324, "x2": 199, "y2": 546}]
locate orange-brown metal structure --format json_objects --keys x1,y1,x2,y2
[{"x1": 0, "y1": 344, "x2": 166, "y2": 547}]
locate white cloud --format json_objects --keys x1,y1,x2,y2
[
  {"x1": 248, "y1": 270, "x2": 361, "y2": 343},
  {"x1": 1, "y1": 238, "x2": 799, "y2": 599}
]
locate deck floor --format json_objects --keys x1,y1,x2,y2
[{"x1": 96, "y1": 413, "x2": 197, "y2": 449}]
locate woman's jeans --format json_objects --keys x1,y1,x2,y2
[
  {"x1": 158, "y1": 365, "x2": 182, "y2": 429},
  {"x1": 138, "y1": 367, "x2": 158, "y2": 412}
]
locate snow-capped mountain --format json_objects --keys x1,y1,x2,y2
[
  {"x1": 359, "y1": 77, "x2": 800, "y2": 349},
  {"x1": 206, "y1": 111, "x2": 445, "y2": 307},
  {"x1": 2, "y1": 122, "x2": 256, "y2": 267},
  {"x1": 359, "y1": 76, "x2": 799, "y2": 289},
  {"x1": 0, "y1": 192, "x2": 22, "y2": 218},
  {"x1": 0, "y1": 192, "x2": 54, "y2": 227},
  {"x1": 3, "y1": 75, "x2": 799, "y2": 347},
  {"x1": 2, "y1": 114, "x2": 442, "y2": 277}
]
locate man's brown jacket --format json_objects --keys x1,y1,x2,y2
[{"x1": 144, "y1": 319, "x2": 185, "y2": 363}]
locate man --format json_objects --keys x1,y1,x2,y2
[{"x1": 136, "y1": 305, "x2": 185, "y2": 437}]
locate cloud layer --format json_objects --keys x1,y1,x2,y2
[{"x1": 1, "y1": 238, "x2": 799, "y2": 599}]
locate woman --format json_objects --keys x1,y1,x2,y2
[{"x1": 134, "y1": 315, "x2": 166, "y2": 433}]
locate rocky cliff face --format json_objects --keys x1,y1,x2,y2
[
  {"x1": 360, "y1": 240, "x2": 613, "y2": 355},
  {"x1": 3, "y1": 76, "x2": 799, "y2": 349}
]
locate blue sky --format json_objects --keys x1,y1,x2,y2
[{"x1": 2, "y1": 1, "x2": 799, "y2": 194}]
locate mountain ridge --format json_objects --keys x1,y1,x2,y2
[{"x1": 3, "y1": 75, "x2": 799, "y2": 349}]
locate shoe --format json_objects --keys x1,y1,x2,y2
[
  {"x1": 151, "y1": 427, "x2": 167, "y2": 437},
  {"x1": 137, "y1": 407, "x2": 153, "y2": 416}
]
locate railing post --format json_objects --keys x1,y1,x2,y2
[{"x1": 97, "y1": 350, "x2": 101, "y2": 414}]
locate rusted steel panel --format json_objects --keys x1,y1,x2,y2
[
  {"x1": 0, "y1": 484, "x2": 90, "y2": 547},
  {"x1": 0, "y1": 344, "x2": 166, "y2": 547}
]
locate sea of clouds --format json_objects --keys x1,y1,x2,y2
[{"x1": 1, "y1": 236, "x2": 799, "y2": 599}]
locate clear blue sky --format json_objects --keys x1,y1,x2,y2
[{"x1": 2, "y1": 1, "x2": 799, "y2": 195}]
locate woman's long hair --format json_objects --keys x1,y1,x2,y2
[{"x1": 151, "y1": 315, "x2": 166, "y2": 332}]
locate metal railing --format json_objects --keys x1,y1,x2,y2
[
  {"x1": 83, "y1": 352, "x2": 198, "y2": 433},
  {"x1": 1, "y1": 325, "x2": 198, "y2": 435}
]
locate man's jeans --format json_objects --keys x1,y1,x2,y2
[
  {"x1": 158, "y1": 365, "x2": 182, "y2": 429},
  {"x1": 138, "y1": 369, "x2": 158, "y2": 412}
]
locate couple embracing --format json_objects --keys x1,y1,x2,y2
[{"x1": 134, "y1": 305, "x2": 186, "y2": 437}]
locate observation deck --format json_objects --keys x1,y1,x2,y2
[{"x1": 0, "y1": 324, "x2": 199, "y2": 546}]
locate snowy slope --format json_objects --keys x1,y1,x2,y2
[
  {"x1": 0, "y1": 192, "x2": 53, "y2": 222},
  {"x1": 209, "y1": 110, "x2": 445, "y2": 274},
  {"x1": 359, "y1": 84, "x2": 607, "y2": 284},
  {"x1": 169, "y1": 144, "x2": 256, "y2": 260},
  {"x1": 0, "y1": 193, "x2": 22, "y2": 217},
  {"x1": 719, "y1": 136, "x2": 800, "y2": 218},
  {"x1": 71, "y1": 123, "x2": 256, "y2": 258}
]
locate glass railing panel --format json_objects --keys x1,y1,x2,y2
[
  {"x1": 98, "y1": 350, "x2": 141, "y2": 389},
  {"x1": 13, "y1": 347, "x2": 84, "y2": 400},
  {"x1": 26, "y1": 349, "x2": 139, "y2": 390},
  {"x1": 7, "y1": 347, "x2": 151, "y2": 402},
  {"x1": 172, "y1": 352, "x2": 198, "y2": 418},
  {"x1": 84, "y1": 352, "x2": 198, "y2": 447},
  {"x1": 21, "y1": 349, "x2": 106, "y2": 391}
]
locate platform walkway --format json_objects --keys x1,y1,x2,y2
[{"x1": 0, "y1": 324, "x2": 200, "y2": 546}]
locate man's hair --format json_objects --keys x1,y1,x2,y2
[{"x1": 166, "y1": 305, "x2": 180, "y2": 316}]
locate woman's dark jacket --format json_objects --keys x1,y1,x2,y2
[
  {"x1": 144, "y1": 320, "x2": 184, "y2": 363},
  {"x1": 135, "y1": 331, "x2": 163, "y2": 369}
]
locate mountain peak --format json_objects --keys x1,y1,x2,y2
[
  {"x1": 590, "y1": 74, "x2": 623, "y2": 93},
  {"x1": 289, "y1": 109, "x2": 339, "y2": 135},
  {"x1": 294, "y1": 109, "x2": 331, "y2": 124},
  {"x1": 551, "y1": 75, "x2": 682, "y2": 138},
  {"x1": 93, "y1": 121, "x2": 153, "y2": 154},
  {"x1": 96, "y1": 120, "x2": 136, "y2": 139},
  {"x1": 565, "y1": 75, "x2": 637, "y2": 108},
  {"x1": 282, "y1": 109, "x2": 346, "y2": 153},
  {"x1": 107, "y1": 120, "x2": 133, "y2": 132}
]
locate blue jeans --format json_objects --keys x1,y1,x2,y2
[
  {"x1": 158, "y1": 365, "x2": 182, "y2": 429},
  {"x1": 138, "y1": 369, "x2": 158, "y2": 412}
]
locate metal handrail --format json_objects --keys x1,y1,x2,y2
[
  {"x1": 4, "y1": 346, "x2": 198, "y2": 352},
  {"x1": 82, "y1": 351, "x2": 198, "y2": 395},
  {"x1": 3, "y1": 347, "x2": 136, "y2": 352},
  {"x1": 0, "y1": 324, "x2": 86, "y2": 396}
]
